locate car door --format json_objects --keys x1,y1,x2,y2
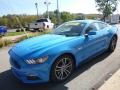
[
  {"x1": 82, "y1": 22, "x2": 107, "y2": 60},
  {"x1": 97, "y1": 22, "x2": 110, "y2": 49}
]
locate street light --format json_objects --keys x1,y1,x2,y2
[
  {"x1": 57, "y1": 0, "x2": 60, "y2": 25},
  {"x1": 35, "y1": 3, "x2": 39, "y2": 19},
  {"x1": 44, "y1": 0, "x2": 51, "y2": 19}
]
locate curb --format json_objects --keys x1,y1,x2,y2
[{"x1": 98, "y1": 69, "x2": 120, "y2": 90}]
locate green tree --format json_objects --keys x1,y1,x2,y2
[
  {"x1": 61, "y1": 12, "x2": 75, "y2": 23},
  {"x1": 0, "y1": 15, "x2": 37, "y2": 28},
  {"x1": 95, "y1": 0, "x2": 119, "y2": 20}
]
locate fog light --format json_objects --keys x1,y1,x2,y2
[{"x1": 26, "y1": 75, "x2": 40, "y2": 80}]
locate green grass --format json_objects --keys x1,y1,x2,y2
[{"x1": 6, "y1": 32, "x2": 25, "y2": 36}]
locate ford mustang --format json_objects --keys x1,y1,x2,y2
[{"x1": 9, "y1": 20, "x2": 118, "y2": 84}]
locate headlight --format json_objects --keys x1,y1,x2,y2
[{"x1": 25, "y1": 56, "x2": 48, "y2": 64}]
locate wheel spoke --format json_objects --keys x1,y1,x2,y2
[
  {"x1": 62, "y1": 59, "x2": 65, "y2": 66},
  {"x1": 64, "y1": 58, "x2": 68, "y2": 64},
  {"x1": 60, "y1": 71, "x2": 64, "y2": 80},
  {"x1": 55, "y1": 68, "x2": 61, "y2": 72},
  {"x1": 58, "y1": 72, "x2": 62, "y2": 79},
  {"x1": 57, "y1": 70, "x2": 64, "y2": 80},
  {"x1": 65, "y1": 62, "x2": 72, "y2": 68},
  {"x1": 56, "y1": 65, "x2": 62, "y2": 69},
  {"x1": 64, "y1": 69, "x2": 70, "y2": 77}
]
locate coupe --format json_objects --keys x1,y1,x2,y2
[{"x1": 9, "y1": 20, "x2": 118, "y2": 83}]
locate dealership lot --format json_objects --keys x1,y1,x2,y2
[{"x1": 0, "y1": 24, "x2": 120, "y2": 90}]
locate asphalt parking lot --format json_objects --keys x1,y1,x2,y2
[{"x1": 0, "y1": 24, "x2": 120, "y2": 90}]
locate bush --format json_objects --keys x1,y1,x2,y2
[
  {"x1": 0, "y1": 38, "x2": 12, "y2": 47},
  {"x1": 0, "y1": 41, "x2": 3, "y2": 48},
  {"x1": 13, "y1": 35, "x2": 27, "y2": 43},
  {"x1": 4, "y1": 39, "x2": 12, "y2": 46},
  {"x1": 0, "y1": 38, "x2": 3, "y2": 48}
]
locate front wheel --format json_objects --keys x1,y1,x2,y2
[
  {"x1": 108, "y1": 36, "x2": 117, "y2": 52},
  {"x1": 51, "y1": 55, "x2": 75, "y2": 83}
]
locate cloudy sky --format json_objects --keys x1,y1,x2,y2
[{"x1": 0, "y1": 0, "x2": 120, "y2": 16}]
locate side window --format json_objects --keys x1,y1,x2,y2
[
  {"x1": 97, "y1": 22, "x2": 107, "y2": 30},
  {"x1": 85, "y1": 23, "x2": 97, "y2": 34}
]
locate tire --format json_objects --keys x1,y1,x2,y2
[
  {"x1": 47, "y1": 25, "x2": 49, "y2": 29},
  {"x1": 108, "y1": 36, "x2": 117, "y2": 52},
  {"x1": 51, "y1": 54, "x2": 75, "y2": 83}
]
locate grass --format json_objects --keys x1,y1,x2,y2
[
  {"x1": 0, "y1": 30, "x2": 52, "y2": 48},
  {"x1": 27, "y1": 29, "x2": 51, "y2": 38},
  {"x1": 6, "y1": 32, "x2": 25, "y2": 36},
  {"x1": 6, "y1": 29, "x2": 51, "y2": 37}
]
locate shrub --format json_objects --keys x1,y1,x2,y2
[
  {"x1": 14, "y1": 35, "x2": 27, "y2": 43},
  {"x1": 0, "y1": 40, "x2": 3, "y2": 48},
  {"x1": 4, "y1": 39, "x2": 12, "y2": 46},
  {"x1": 0, "y1": 37, "x2": 3, "y2": 48}
]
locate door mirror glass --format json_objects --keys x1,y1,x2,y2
[{"x1": 88, "y1": 31, "x2": 96, "y2": 35}]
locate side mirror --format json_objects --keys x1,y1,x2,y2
[
  {"x1": 85, "y1": 31, "x2": 96, "y2": 37},
  {"x1": 88, "y1": 31, "x2": 96, "y2": 35}
]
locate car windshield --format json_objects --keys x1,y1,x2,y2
[
  {"x1": 36, "y1": 19, "x2": 48, "y2": 22},
  {"x1": 53, "y1": 22, "x2": 86, "y2": 36}
]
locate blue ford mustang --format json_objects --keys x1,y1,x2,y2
[{"x1": 9, "y1": 20, "x2": 118, "y2": 84}]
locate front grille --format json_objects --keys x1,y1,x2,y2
[{"x1": 10, "y1": 58, "x2": 21, "y2": 69}]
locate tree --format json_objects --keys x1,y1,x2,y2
[
  {"x1": 95, "y1": 0, "x2": 119, "y2": 21},
  {"x1": 61, "y1": 12, "x2": 75, "y2": 23},
  {"x1": 42, "y1": 11, "x2": 76, "y2": 24}
]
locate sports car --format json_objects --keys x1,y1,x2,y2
[{"x1": 9, "y1": 20, "x2": 118, "y2": 83}]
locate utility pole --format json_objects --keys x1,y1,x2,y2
[
  {"x1": 44, "y1": 0, "x2": 51, "y2": 19},
  {"x1": 35, "y1": 3, "x2": 39, "y2": 19},
  {"x1": 57, "y1": 0, "x2": 60, "y2": 25}
]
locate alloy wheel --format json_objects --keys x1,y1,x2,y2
[{"x1": 55, "y1": 57, "x2": 73, "y2": 81}]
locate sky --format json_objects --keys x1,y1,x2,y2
[{"x1": 0, "y1": 0, "x2": 120, "y2": 16}]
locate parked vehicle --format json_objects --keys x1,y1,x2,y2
[
  {"x1": 29, "y1": 18, "x2": 54, "y2": 31},
  {"x1": 111, "y1": 14, "x2": 120, "y2": 24},
  {"x1": 9, "y1": 20, "x2": 118, "y2": 84},
  {"x1": 105, "y1": 14, "x2": 120, "y2": 24},
  {"x1": 0, "y1": 26, "x2": 7, "y2": 36}
]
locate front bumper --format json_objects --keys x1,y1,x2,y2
[{"x1": 11, "y1": 63, "x2": 50, "y2": 84}]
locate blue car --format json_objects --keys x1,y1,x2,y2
[
  {"x1": 0, "y1": 26, "x2": 7, "y2": 36},
  {"x1": 9, "y1": 20, "x2": 118, "y2": 83}
]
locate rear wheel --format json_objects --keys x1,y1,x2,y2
[
  {"x1": 108, "y1": 36, "x2": 117, "y2": 52},
  {"x1": 51, "y1": 55, "x2": 75, "y2": 83}
]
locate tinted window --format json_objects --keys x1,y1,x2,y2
[
  {"x1": 36, "y1": 19, "x2": 48, "y2": 22},
  {"x1": 97, "y1": 22, "x2": 107, "y2": 30},
  {"x1": 85, "y1": 23, "x2": 97, "y2": 34}
]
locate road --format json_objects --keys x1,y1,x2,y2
[{"x1": 0, "y1": 25, "x2": 120, "y2": 90}]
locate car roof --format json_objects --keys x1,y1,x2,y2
[{"x1": 68, "y1": 20, "x2": 103, "y2": 24}]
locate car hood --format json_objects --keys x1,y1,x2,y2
[{"x1": 9, "y1": 34, "x2": 76, "y2": 59}]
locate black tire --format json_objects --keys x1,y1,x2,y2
[
  {"x1": 51, "y1": 54, "x2": 75, "y2": 83},
  {"x1": 108, "y1": 36, "x2": 117, "y2": 52},
  {"x1": 47, "y1": 25, "x2": 49, "y2": 29}
]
